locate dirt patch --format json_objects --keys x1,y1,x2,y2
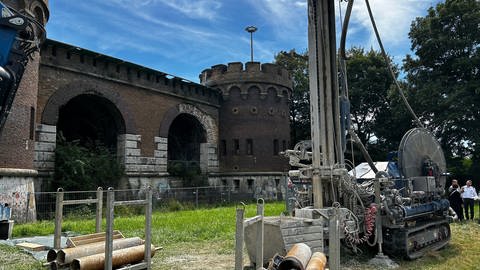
[
  {"x1": 151, "y1": 240, "x2": 391, "y2": 270},
  {"x1": 153, "y1": 240, "x2": 239, "y2": 270}
]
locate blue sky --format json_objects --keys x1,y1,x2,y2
[{"x1": 46, "y1": 0, "x2": 443, "y2": 83}]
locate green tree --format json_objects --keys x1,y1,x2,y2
[
  {"x1": 404, "y1": 0, "x2": 480, "y2": 163},
  {"x1": 275, "y1": 48, "x2": 410, "y2": 159},
  {"x1": 345, "y1": 48, "x2": 412, "y2": 161},
  {"x1": 274, "y1": 50, "x2": 310, "y2": 144}
]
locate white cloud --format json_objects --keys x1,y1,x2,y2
[
  {"x1": 295, "y1": 1, "x2": 307, "y2": 8},
  {"x1": 155, "y1": 0, "x2": 222, "y2": 20},
  {"x1": 246, "y1": 0, "x2": 307, "y2": 37},
  {"x1": 343, "y1": 1, "x2": 437, "y2": 49}
]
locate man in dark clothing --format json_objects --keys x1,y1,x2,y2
[{"x1": 449, "y1": 179, "x2": 464, "y2": 221}]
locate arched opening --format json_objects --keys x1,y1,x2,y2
[
  {"x1": 57, "y1": 94, "x2": 125, "y2": 151},
  {"x1": 167, "y1": 113, "x2": 207, "y2": 184},
  {"x1": 33, "y1": 6, "x2": 45, "y2": 25},
  {"x1": 53, "y1": 94, "x2": 126, "y2": 190}
]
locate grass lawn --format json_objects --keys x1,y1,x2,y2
[{"x1": 1, "y1": 202, "x2": 480, "y2": 269}]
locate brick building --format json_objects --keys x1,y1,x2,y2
[{"x1": 0, "y1": 1, "x2": 292, "y2": 221}]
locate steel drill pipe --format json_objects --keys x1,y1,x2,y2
[
  {"x1": 71, "y1": 244, "x2": 156, "y2": 270},
  {"x1": 57, "y1": 237, "x2": 144, "y2": 264},
  {"x1": 306, "y1": 252, "x2": 327, "y2": 270},
  {"x1": 277, "y1": 243, "x2": 312, "y2": 270}
]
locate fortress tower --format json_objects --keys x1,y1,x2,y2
[
  {"x1": 200, "y1": 62, "x2": 292, "y2": 199},
  {"x1": 0, "y1": 0, "x2": 49, "y2": 222}
]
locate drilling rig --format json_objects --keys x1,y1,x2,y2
[
  {"x1": 243, "y1": 1, "x2": 451, "y2": 269},
  {"x1": 290, "y1": 0, "x2": 451, "y2": 262}
]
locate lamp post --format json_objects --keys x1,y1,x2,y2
[{"x1": 245, "y1": 26, "x2": 257, "y2": 62}]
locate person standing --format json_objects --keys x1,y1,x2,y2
[
  {"x1": 461, "y1": 180, "x2": 478, "y2": 220},
  {"x1": 448, "y1": 179, "x2": 464, "y2": 221}
]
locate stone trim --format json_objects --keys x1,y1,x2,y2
[
  {"x1": 34, "y1": 124, "x2": 56, "y2": 173},
  {"x1": 118, "y1": 134, "x2": 168, "y2": 176}
]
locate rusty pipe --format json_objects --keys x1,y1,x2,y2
[
  {"x1": 278, "y1": 243, "x2": 312, "y2": 270},
  {"x1": 47, "y1": 249, "x2": 57, "y2": 262},
  {"x1": 306, "y1": 252, "x2": 327, "y2": 270},
  {"x1": 57, "y1": 237, "x2": 144, "y2": 264},
  {"x1": 71, "y1": 244, "x2": 156, "y2": 270}
]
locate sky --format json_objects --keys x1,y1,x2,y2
[{"x1": 46, "y1": 0, "x2": 443, "y2": 83}]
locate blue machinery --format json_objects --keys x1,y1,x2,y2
[{"x1": 0, "y1": 1, "x2": 45, "y2": 131}]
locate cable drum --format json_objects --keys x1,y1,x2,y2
[{"x1": 398, "y1": 128, "x2": 447, "y2": 189}]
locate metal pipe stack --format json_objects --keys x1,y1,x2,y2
[
  {"x1": 277, "y1": 243, "x2": 327, "y2": 270},
  {"x1": 46, "y1": 233, "x2": 157, "y2": 270}
]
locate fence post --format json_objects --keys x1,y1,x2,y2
[
  {"x1": 195, "y1": 188, "x2": 199, "y2": 208},
  {"x1": 235, "y1": 204, "x2": 245, "y2": 270},
  {"x1": 95, "y1": 187, "x2": 103, "y2": 233},
  {"x1": 54, "y1": 188, "x2": 64, "y2": 249},
  {"x1": 256, "y1": 198, "x2": 264, "y2": 269},
  {"x1": 145, "y1": 186, "x2": 153, "y2": 269},
  {"x1": 105, "y1": 187, "x2": 115, "y2": 270}
]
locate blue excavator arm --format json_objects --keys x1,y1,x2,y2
[{"x1": 0, "y1": 1, "x2": 45, "y2": 131}]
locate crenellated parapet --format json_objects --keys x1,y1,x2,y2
[
  {"x1": 40, "y1": 39, "x2": 221, "y2": 105},
  {"x1": 200, "y1": 62, "x2": 292, "y2": 100}
]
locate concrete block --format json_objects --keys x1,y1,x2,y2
[
  {"x1": 125, "y1": 140, "x2": 138, "y2": 149},
  {"x1": 140, "y1": 164, "x2": 155, "y2": 172},
  {"x1": 125, "y1": 148, "x2": 141, "y2": 156},
  {"x1": 34, "y1": 161, "x2": 55, "y2": 169},
  {"x1": 124, "y1": 156, "x2": 139, "y2": 164},
  {"x1": 36, "y1": 132, "x2": 56, "y2": 143},
  {"x1": 157, "y1": 159, "x2": 167, "y2": 165},
  {"x1": 154, "y1": 158, "x2": 167, "y2": 165},
  {"x1": 34, "y1": 152, "x2": 55, "y2": 162},
  {"x1": 154, "y1": 137, "x2": 168, "y2": 144},
  {"x1": 139, "y1": 157, "x2": 156, "y2": 165},
  {"x1": 154, "y1": 150, "x2": 167, "y2": 158},
  {"x1": 124, "y1": 134, "x2": 141, "y2": 141},
  {"x1": 154, "y1": 165, "x2": 167, "y2": 172},
  {"x1": 209, "y1": 160, "x2": 219, "y2": 166},
  {"x1": 125, "y1": 164, "x2": 138, "y2": 172},
  {"x1": 34, "y1": 142, "x2": 56, "y2": 152},
  {"x1": 157, "y1": 143, "x2": 168, "y2": 151},
  {"x1": 36, "y1": 124, "x2": 56, "y2": 133}
]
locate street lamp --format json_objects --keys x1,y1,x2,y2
[{"x1": 245, "y1": 26, "x2": 257, "y2": 62}]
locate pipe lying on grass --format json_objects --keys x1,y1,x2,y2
[
  {"x1": 306, "y1": 252, "x2": 327, "y2": 270},
  {"x1": 278, "y1": 243, "x2": 312, "y2": 270},
  {"x1": 47, "y1": 249, "x2": 57, "y2": 262},
  {"x1": 71, "y1": 244, "x2": 157, "y2": 270},
  {"x1": 57, "y1": 237, "x2": 144, "y2": 264}
]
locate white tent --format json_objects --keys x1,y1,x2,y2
[{"x1": 348, "y1": 162, "x2": 389, "y2": 180}]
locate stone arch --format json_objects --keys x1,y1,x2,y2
[
  {"x1": 281, "y1": 88, "x2": 291, "y2": 99},
  {"x1": 224, "y1": 84, "x2": 241, "y2": 96},
  {"x1": 56, "y1": 94, "x2": 126, "y2": 150},
  {"x1": 29, "y1": 0, "x2": 49, "y2": 24},
  {"x1": 41, "y1": 82, "x2": 137, "y2": 134},
  {"x1": 159, "y1": 103, "x2": 218, "y2": 144}
]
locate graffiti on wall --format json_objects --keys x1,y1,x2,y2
[{"x1": 0, "y1": 177, "x2": 36, "y2": 223}]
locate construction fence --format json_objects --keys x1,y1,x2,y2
[{"x1": 2, "y1": 186, "x2": 285, "y2": 223}]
